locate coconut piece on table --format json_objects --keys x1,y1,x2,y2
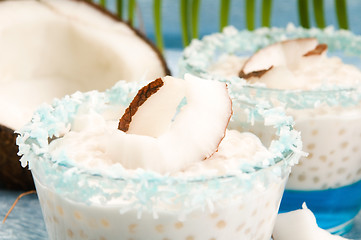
[
  {"x1": 273, "y1": 203, "x2": 349, "y2": 240},
  {"x1": 117, "y1": 75, "x2": 232, "y2": 173},
  {"x1": 0, "y1": 0, "x2": 169, "y2": 190}
]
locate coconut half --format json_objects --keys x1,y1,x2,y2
[
  {"x1": 0, "y1": 0, "x2": 169, "y2": 189},
  {"x1": 117, "y1": 75, "x2": 232, "y2": 173},
  {"x1": 239, "y1": 38, "x2": 327, "y2": 80},
  {"x1": 273, "y1": 203, "x2": 348, "y2": 240}
]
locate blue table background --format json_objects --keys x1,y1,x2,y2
[{"x1": 0, "y1": 50, "x2": 361, "y2": 239}]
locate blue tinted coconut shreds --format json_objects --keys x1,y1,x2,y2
[
  {"x1": 16, "y1": 80, "x2": 303, "y2": 219},
  {"x1": 179, "y1": 24, "x2": 361, "y2": 109}
]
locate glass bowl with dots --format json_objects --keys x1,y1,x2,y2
[
  {"x1": 17, "y1": 80, "x2": 302, "y2": 240},
  {"x1": 179, "y1": 25, "x2": 361, "y2": 235}
]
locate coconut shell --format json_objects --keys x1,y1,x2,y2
[
  {"x1": 74, "y1": 0, "x2": 171, "y2": 76},
  {"x1": 0, "y1": 0, "x2": 171, "y2": 190},
  {"x1": 0, "y1": 124, "x2": 34, "y2": 190}
]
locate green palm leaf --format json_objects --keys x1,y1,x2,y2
[
  {"x1": 313, "y1": 0, "x2": 326, "y2": 28},
  {"x1": 335, "y1": 0, "x2": 349, "y2": 29},
  {"x1": 261, "y1": 0, "x2": 272, "y2": 27},
  {"x1": 220, "y1": 0, "x2": 231, "y2": 31},
  {"x1": 298, "y1": 0, "x2": 310, "y2": 28},
  {"x1": 154, "y1": 0, "x2": 164, "y2": 52}
]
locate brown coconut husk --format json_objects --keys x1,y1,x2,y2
[{"x1": 0, "y1": 125, "x2": 35, "y2": 190}]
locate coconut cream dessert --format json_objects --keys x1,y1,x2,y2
[
  {"x1": 17, "y1": 75, "x2": 301, "y2": 240},
  {"x1": 213, "y1": 37, "x2": 361, "y2": 190},
  {"x1": 0, "y1": 0, "x2": 169, "y2": 190},
  {"x1": 179, "y1": 25, "x2": 361, "y2": 234}
]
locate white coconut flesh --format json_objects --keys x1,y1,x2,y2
[
  {"x1": 125, "y1": 76, "x2": 187, "y2": 138},
  {"x1": 116, "y1": 74, "x2": 232, "y2": 173},
  {"x1": 239, "y1": 38, "x2": 328, "y2": 88},
  {"x1": 0, "y1": 0, "x2": 168, "y2": 131},
  {"x1": 273, "y1": 203, "x2": 349, "y2": 240}
]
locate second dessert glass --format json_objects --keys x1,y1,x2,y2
[{"x1": 179, "y1": 25, "x2": 361, "y2": 235}]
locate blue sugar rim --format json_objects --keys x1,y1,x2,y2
[
  {"x1": 179, "y1": 24, "x2": 361, "y2": 109},
  {"x1": 16, "y1": 80, "x2": 303, "y2": 214}
]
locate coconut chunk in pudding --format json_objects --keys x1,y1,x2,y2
[
  {"x1": 209, "y1": 38, "x2": 361, "y2": 90},
  {"x1": 240, "y1": 39, "x2": 361, "y2": 89}
]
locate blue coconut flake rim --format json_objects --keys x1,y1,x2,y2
[
  {"x1": 179, "y1": 24, "x2": 361, "y2": 109},
  {"x1": 16, "y1": 80, "x2": 303, "y2": 214}
]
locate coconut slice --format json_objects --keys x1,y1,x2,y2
[
  {"x1": 239, "y1": 38, "x2": 327, "y2": 79},
  {"x1": 117, "y1": 74, "x2": 232, "y2": 173},
  {"x1": 273, "y1": 203, "x2": 348, "y2": 240},
  {"x1": 119, "y1": 77, "x2": 186, "y2": 137},
  {"x1": 0, "y1": 0, "x2": 169, "y2": 190}
]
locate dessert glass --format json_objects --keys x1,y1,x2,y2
[
  {"x1": 17, "y1": 80, "x2": 301, "y2": 240},
  {"x1": 179, "y1": 25, "x2": 361, "y2": 235}
]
